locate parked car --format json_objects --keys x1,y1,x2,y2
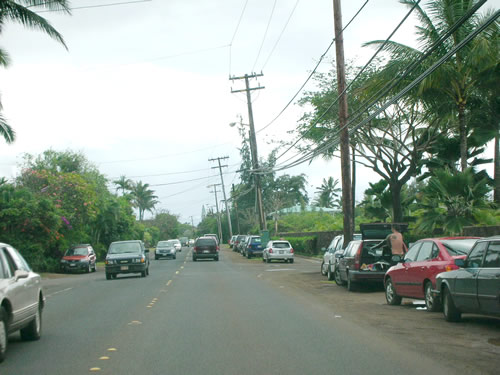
[
  {"x1": 193, "y1": 237, "x2": 219, "y2": 261},
  {"x1": 155, "y1": 240, "x2": 177, "y2": 260},
  {"x1": 335, "y1": 223, "x2": 408, "y2": 291},
  {"x1": 263, "y1": 240, "x2": 294, "y2": 263},
  {"x1": 0, "y1": 243, "x2": 45, "y2": 362},
  {"x1": 433, "y1": 236, "x2": 500, "y2": 322},
  {"x1": 244, "y1": 236, "x2": 264, "y2": 259},
  {"x1": 234, "y1": 235, "x2": 246, "y2": 252},
  {"x1": 204, "y1": 233, "x2": 219, "y2": 245},
  {"x1": 321, "y1": 234, "x2": 361, "y2": 280},
  {"x1": 172, "y1": 239, "x2": 182, "y2": 252},
  {"x1": 384, "y1": 237, "x2": 480, "y2": 310},
  {"x1": 229, "y1": 235, "x2": 237, "y2": 248},
  {"x1": 238, "y1": 235, "x2": 249, "y2": 254},
  {"x1": 105, "y1": 240, "x2": 150, "y2": 279},
  {"x1": 60, "y1": 244, "x2": 97, "y2": 273}
]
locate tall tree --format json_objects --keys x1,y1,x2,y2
[
  {"x1": 363, "y1": 0, "x2": 499, "y2": 172},
  {"x1": 131, "y1": 181, "x2": 158, "y2": 221},
  {"x1": 314, "y1": 177, "x2": 341, "y2": 208},
  {"x1": 113, "y1": 175, "x2": 132, "y2": 195}
]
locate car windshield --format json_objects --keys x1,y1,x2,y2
[
  {"x1": 65, "y1": 247, "x2": 87, "y2": 256},
  {"x1": 272, "y1": 242, "x2": 290, "y2": 248},
  {"x1": 197, "y1": 239, "x2": 215, "y2": 246},
  {"x1": 157, "y1": 241, "x2": 174, "y2": 248},
  {"x1": 108, "y1": 242, "x2": 142, "y2": 254},
  {"x1": 441, "y1": 239, "x2": 478, "y2": 256}
]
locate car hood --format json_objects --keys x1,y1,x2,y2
[
  {"x1": 360, "y1": 223, "x2": 408, "y2": 240},
  {"x1": 106, "y1": 253, "x2": 142, "y2": 260}
]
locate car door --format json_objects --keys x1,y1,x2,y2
[
  {"x1": 395, "y1": 243, "x2": 421, "y2": 296},
  {"x1": 453, "y1": 241, "x2": 487, "y2": 312},
  {"x1": 477, "y1": 241, "x2": 500, "y2": 314},
  {"x1": 339, "y1": 241, "x2": 358, "y2": 281},
  {"x1": 405, "y1": 241, "x2": 437, "y2": 298}
]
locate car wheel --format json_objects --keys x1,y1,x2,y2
[
  {"x1": 327, "y1": 265, "x2": 335, "y2": 281},
  {"x1": 385, "y1": 278, "x2": 402, "y2": 305},
  {"x1": 290, "y1": 258, "x2": 294, "y2": 264},
  {"x1": 215, "y1": 256, "x2": 219, "y2": 261},
  {"x1": 93, "y1": 263, "x2": 97, "y2": 272},
  {"x1": 321, "y1": 262, "x2": 327, "y2": 276},
  {"x1": 266, "y1": 257, "x2": 271, "y2": 263},
  {"x1": 141, "y1": 270, "x2": 146, "y2": 277},
  {"x1": 0, "y1": 307, "x2": 8, "y2": 363},
  {"x1": 334, "y1": 267, "x2": 345, "y2": 286},
  {"x1": 247, "y1": 253, "x2": 251, "y2": 259},
  {"x1": 155, "y1": 255, "x2": 159, "y2": 260},
  {"x1": 443, "y1": 287, "x2": 461, "y2": 322},
  {"x1": 173, "y1": 255, "x2": 176, "y2": 260},
  {"x1": 146, "y1": 266, "x2": 150, "y2": 276},
  {"x1": 106, "y1": 273, "x2": 111, "y2": 280},
  {"x1": 425, "y1": 281, "x2": 441, "y2": 312},
  {"x1": 87, "y1": 263, "x2": 91, "y2": 273},
  {"x1": 193, "y1": 257, "x2": 197, "y2": 262},
  {"x1": 20, "y1": 302, "x2": 42, "y2": 341}
]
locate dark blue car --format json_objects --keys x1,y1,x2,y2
[{"x1": 245, "y1": 236, "x2": 263, "y2": 259}]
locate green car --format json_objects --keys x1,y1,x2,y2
[
  {"x1": 434, "y1": 236, "x2": 499, "y2": 322},
  {"x1": 105, "y1": 240, "x2": 150, "y2": 280}
]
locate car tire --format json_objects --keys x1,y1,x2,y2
[
  {"x1": 173, "y1": 255, "x2": 176, "y2": 260},
  {"x1": 327, "y1": 265, "x2": 335, "y2": 281},
  {"x1": 334, "y1": 267, "x2": 345, "y2": 286},
  {"x1": 155, "y1": 255, "x2": 159, "y2": 260},
  {"x1": 266, "y1": 257, "x2": 271, "y2": 263},
  {"x1": 86, "y1": 263, "x2": 91, "y2": 273},
  {"x1": 385, "y1": 278, "x2": 402, "y2": 305},
  {"x1": 20, "y1": 302, "x2": 42, "y2": 341},
  {"x1": 443, "y1": 287, "x2": 461, "y2": 322},
  {"x1": 425, "y1": 281, "x2": 441, "y2": 312},
  {"x1": 93, "y1": 263, "x2": 97, "y2": 272},
  {"x1": 106, "y1": 273, "x2": 111, "y2": 280},
  {"x1": 321, "y1": 262, "x2": 327, "y2": 276},
  {"x1": 215, "y1": 256, "x2": 219, "y2": 261},
  {"x1": 0, "y1": 307, "x2": 8, "y2": 363},
  {"x1": 141, "y1": 270, "x2": 146, "y2": 277},
  {"x1": 193, "y1": 257, "x2": 197, "y2": 262},
  {"x1": 146, "y1": 266, "x2": 150, "y2": 276},
  {"x1": 247, "y1": 253, "x2": 251, "y2": 259},
  {"x1": 289, "y1": 258, "x2": 294, "y2": 264}
]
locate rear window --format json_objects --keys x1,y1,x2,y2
[
  {"x1": 250, "y1": 237, "x2": 262, "y2": 244},
  {"x1": 441, "y1": 239, "x2": 478, "y2": 256},
  {"x1": 272, "y1": 242, "x2": 291, "y2": 248},
  {"x1": 196, "y1": 238, "x2": 216, "y2": 246}
]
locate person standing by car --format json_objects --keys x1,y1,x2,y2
[{"x1": 373, "y1": 224, "x2": 407, "y2": 255}]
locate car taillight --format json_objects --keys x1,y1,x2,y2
[
  {"x1": 193, "y1": 246, "x2": 198, "y2": 252},
  {"x1": 216, "y1": 246, "x2": 220, "y2": 252},
  {"x1": 290, "y1": 248, "x2": 294, "y2": 254},
  {"x1": 446, "y1": 264, "x2": 458, "y2": 272},
  {"x1": 269, "y1": 248, "x2": 273, "y2": 253},
  {"x1": 353, "y1": 244, "x2": 362, "y2": 270}
]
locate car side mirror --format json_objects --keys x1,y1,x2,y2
[
  {"x1": 15, "y1": 269, "x2": 29, "y2": 280},
  {"x1": 454, "y1": 258, "x2": 465, "y2": 268},
  {"x1": 391, "y1": 255, "x2": 403, "y2": 263}
]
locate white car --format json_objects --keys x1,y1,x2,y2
[
  {"x1": 321, "y1": 234, "x2": 362, "y2": 280},
  {"x1": 172, "y1": 239, "x2": 182, "y2": 252},
  {"x1": 0, "y1": 243, "x2": 45, "y2": 362},
  {"x1": 263, "y1": 240, "x2": 294, "y2": 263}
]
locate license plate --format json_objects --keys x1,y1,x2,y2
[
  {"x1": 70, "y1": 264, "x2": 76, "y2": 267},
  {"x1": 120, "y1": 266, "x2": 128, "y2": 271},
  {"x1": 203, "y1": 250, "x2": 209, "y2": 254},
  {"x1": 279, "y1": 250, "x2": 284, "y2": 254}
]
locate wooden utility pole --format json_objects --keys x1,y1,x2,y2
[
  {"x1": 207, "y1": 184, "x2": 223, "y2": 242},
  {"x1": 209, "y1": 156, "x2": 233, "y2": 239},
  {"x1": 232, "y1": 184, "x2": 241, "y2": 234},
  {"x1": 333, "y1": 0, "x2": 353, "y2": 247},
  {"x1": 230, "y1": 73, "x2": 266, "y2": 230}
]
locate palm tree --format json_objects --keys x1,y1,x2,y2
[
  {"x1": 363, "y1": 0, "x2": 499, "y2": 172},
  {"x1": 113, "y1": 175, "x2": 132, "y2": 195},
  {"x1": 314, "y1": 177, "x2": 341, "y2": 208},
  {"x1": 130, "y1": 181, "x2": 158, "y2": 221},
  {"x1": 0, "y1": 0, "x2": 71, "y2": 144}
]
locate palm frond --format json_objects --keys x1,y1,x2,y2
[
  {"x1": 0, "y1": 47, "x2": 11, "y2": 67},
  {"x1": 0, "y1": 113, "x2": 16, "y2": 143}
]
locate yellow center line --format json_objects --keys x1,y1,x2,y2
[
  {"x1": 175, "y1": 271, "x2": 180, "y2": 275},
  {"x1": 89, "y1": 368, "x2": 101, "y2": 372},
  {"x1": 99, "y1": 356, "x2": 110, "y2": 360},
  {"x1": 107, "y1": 348, "x2": 117, "y2": 352},
  {"x1": 167, "y1": 280, "x2": 172, "y2": 286}
]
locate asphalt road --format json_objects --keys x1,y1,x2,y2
[{"x1": 1, "y1": 247, "x2": 497, "y2": 374}]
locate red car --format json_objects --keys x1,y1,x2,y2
[{"x1": 384, "y1": 237, "x2": 480, "y2": 311}]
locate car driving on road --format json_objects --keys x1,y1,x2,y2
[
  {"x1": 192, "y1": 237, "x2": 219, "y2": 261},
  {"x1": 0, "y1": 243, "x2": 45, "y2": 362},
  {"x1": 105, "y1": 240, "x2": 150, "y2": 279},
  {"x1": 60, "y1": 244, "x2": 97, "y2": 273},
  {"x1": 155, "y1": 240, "x2": 177, "y2": 260}
]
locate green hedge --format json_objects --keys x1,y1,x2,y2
[{"x1": 273, "y1": 235, "x2": 318, "y2": 256}]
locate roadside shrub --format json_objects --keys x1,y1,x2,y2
[{"x1": 285, "y1": 236, "x2": 318, "y2": 256}]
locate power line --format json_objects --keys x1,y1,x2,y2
[
  {"x1": 229, "y1": 0, "x2": 250, "y2": 76},
  {"x1": 260, "y1": 0, "x2": 300, "y2": 71},
  {"x1": 251, "y1": 0, "x2": 277, "y2": 72},
  {"x1": 255, "y1": 0, "x2": 371, "y2": 135},
  {"x1": 35, "y1": 0, "x2": 152, "y2": 12},
  {"x1": 273, "y1": 0, "x2": 420, "y2": 162}
]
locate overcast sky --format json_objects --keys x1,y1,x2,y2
[{"x1": 0, "y1": 0, "x2": 498, "y2": 224}]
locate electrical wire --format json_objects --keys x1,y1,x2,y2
[
  {"x1": 260, "y1": 0, "x2": 300, "y2": 71},
  {"x1": 263, "y1": 8, "x2": 499, "y2": 175},
  {"x1": 273, "y1": 0, "x2": 421, "y2": 163},
  {"x1": 35, "y1": 0, "x2": 152, "y2": 12},
  {"x1": 229, "y1": 0, "x2": 250, "y2": 76},
  {"x1": 255, "y1": 0, "x2": 370, "y2": 135},
  {"x1": 251, "y1": 0, "x2": 278, "y2": 72}
]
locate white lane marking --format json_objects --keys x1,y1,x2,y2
[
  {"x1": 257, "y1": 273, "x2": 263, "y2": 278},
  {"x1": 46, "y1": 287, "x2": 73, "y2": 298},
  {"x1": 265, "y1": 269, "x2": 296, "y2": 272},
  {"x1": 302, "y1": 258, "x2": 321, "y2": 264}
]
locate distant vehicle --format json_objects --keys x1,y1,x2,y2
[
  {"x1": 60, "y1": 244, "x2": 97, "y2": 273},
  {"x1": 384, "y1": 237, "x2": 479, "y2": 310},
  {"x1": 105, "y1": 240, "x2": 150, "y2": 280},
  {"x1": 244, "y1": 236, "x2": 264, "y2": 259},
  {"x1": 188, "y1": 239, "x2": 195, "y2": 247},
  {"x1": 180, "y1": 237, "x2": 189, "y2": 246},
  {"x1": 0, "y1": 243, "x2": 44, "y2": 362},
  {"x1": 434, "y1": 236, "x2": 500, "y2": 322},
  {"x1": 204, "y1": 234, "x2": 219, "y2": 244},
  {"x1": 172, "y1": 239, "x2": 182, "y2": 252},
  {"x1": 155, "y1": 240, "x2": 177, "y2": 260},
  {"x1": 322, "y1": 234, "x2": 361, "y2": 280},
  {"x1": 263, "y1": 240, "x2": 294, "y2": 263},
  {"x1": 229, "y1": 235, "x2": 237, "y2": 248},
  {"x1": 193, "y1": 237, "x2": 219, "y2": 261},
  {"x1": 234, "y1": 235, "x2": 246, "y2": 253},
  {"x1": 335, "y1": 223, "x2": 408, "y2": 291}
]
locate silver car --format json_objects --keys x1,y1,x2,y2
[
  {"x1": 155, "y1": 240, "x2": 177, "y2": 260},
  {"x1": 263, "y1": 240, "x2": 294, "y2": 263},
  {"x1": 0, "y1": 243, "x2": 45, "y2": 362}
]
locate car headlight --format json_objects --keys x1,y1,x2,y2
[
  {"x1": 171, "y1": 249, "x2": 176, "y2": 254},
  {"x1": 106, "y1": 259, "x2": 115, "y2": 265},
  {"x1": 60, "y1": 259, "x2": 68, "y2": 263},
  {"x1": 132, "y1": 257, "x2": 145, "y2": 263},
  {"x1": 80, "y1": 259, "x2": 89, "y2": 263}
]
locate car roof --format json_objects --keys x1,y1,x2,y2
[{"x1": 110, "y1": 240, "x2": 142, "y2": 244}]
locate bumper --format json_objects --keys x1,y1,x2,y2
[
  {"x1": 156, "y1": 252, "x2": 176, "y2": 258},
  {"x1": 248, "y1": 250, "x2": 263, "y2": 256},
  {"x1": 268, "y1": 253, "x2": 293, "y2": 260},
  {"x1": 349, "y1": 270, "x2": 386, "y2": 283},
  {"x1": 105, "y1": 263, "x2": 147, "y2": 274},
  {"x1": 61, "y1": 263, "x2": 89, "y2": 272},
  {"x1": 193, "y1": 252, "x2": 218, "y2": 259}
]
